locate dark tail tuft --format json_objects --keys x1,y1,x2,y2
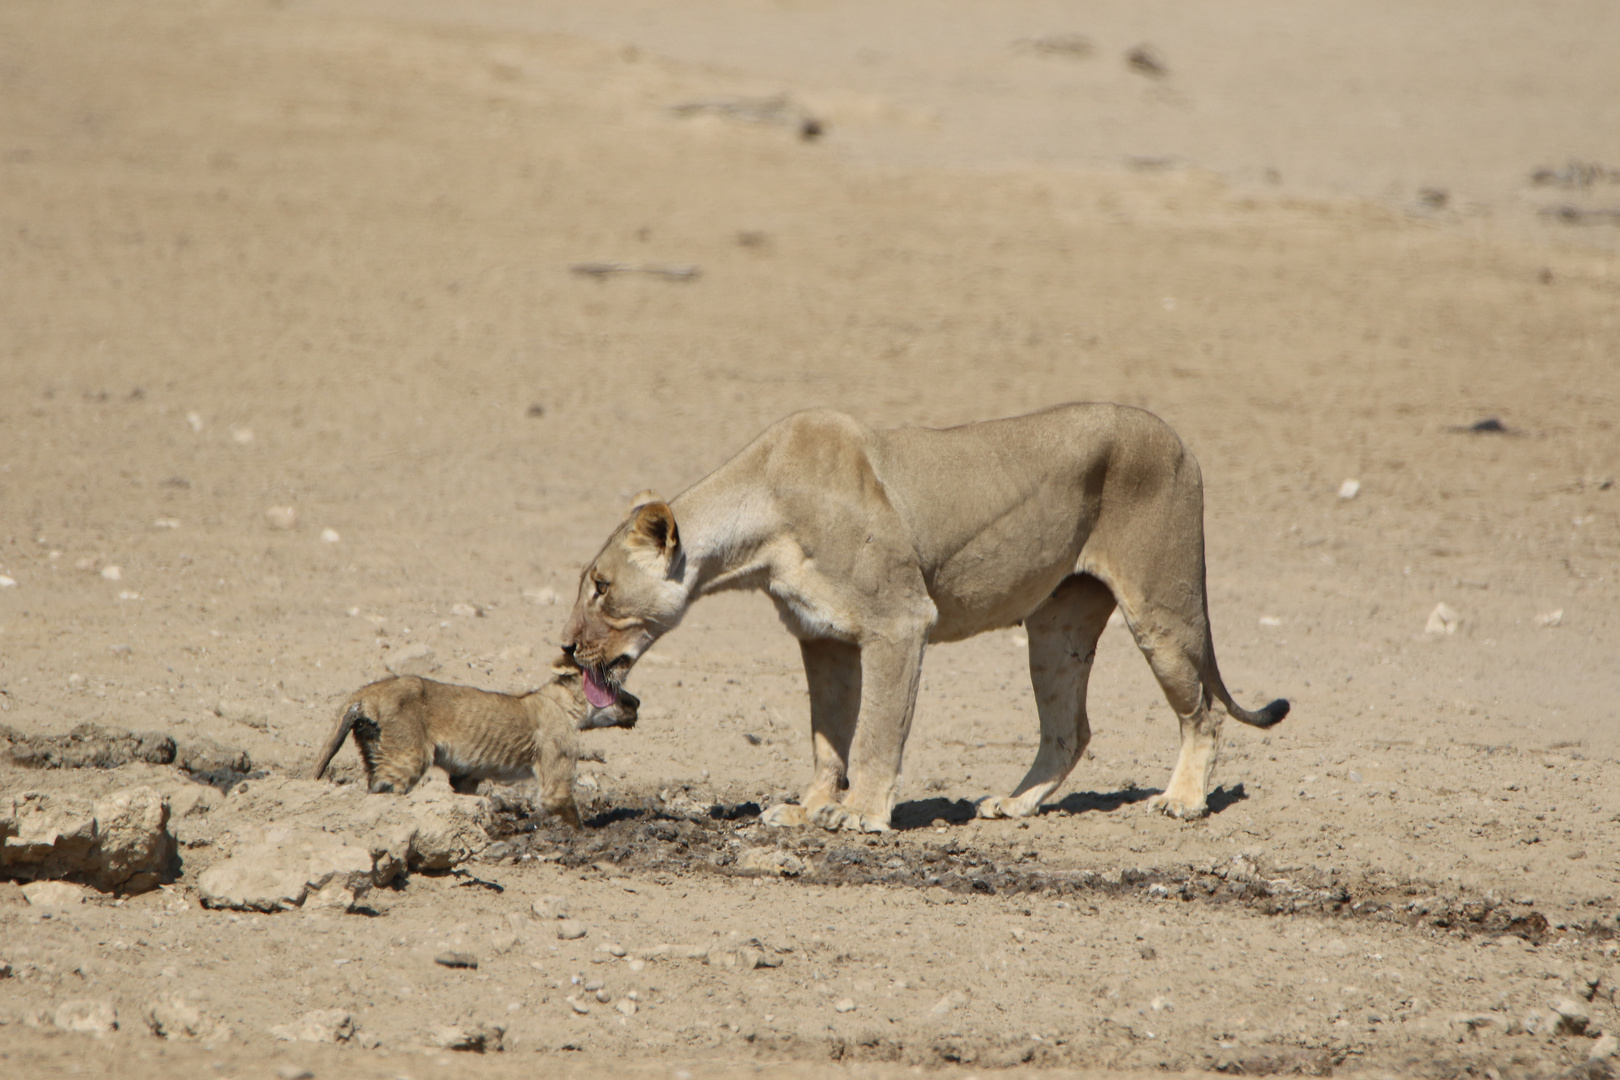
[{"x1": 1254, "y1": 698, "x2": 1290, "y2": 727}]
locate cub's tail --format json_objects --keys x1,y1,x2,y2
[{"x1": 309, "y1": 701, "x2": 364, "y2": 780}]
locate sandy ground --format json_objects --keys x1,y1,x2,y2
[{"x1": 2, "y1": 2, "x2": 1619, "y2": 1077}]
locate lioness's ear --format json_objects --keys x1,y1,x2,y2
[
  {"x1": 628, "y1": 490, "x2": 663, "y2": 515},
  {"x1": 626, "y1": 500, "x2": 680, "y2": 568}
]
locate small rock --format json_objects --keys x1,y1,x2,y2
[
  {"x1": 99, "y1": 565, "x2": 122, "y2": 582},
  {"x1": 0, "y1": 575, "x2": 16, "y2": 588},
  {"x1": 834, "y1": 998, "x2": 856, "y2": 1013},
  {"x1": 1337, "y1": 478, "x2": 1361, "y2": 500},
  {"x1": 1534, "y1": 609, "x2": 1564, "y2": 628},
  {"x1": 427, "y1": 1023, "x2": 502, "y2": 1052},
  {"x1": 1258, "y1": 615, "x2": 1283, "y2": 627},
  {"x1": 230, "y1": 425, "x2": 254, "y2": 445},
  {"x1": 556, "y1": 920, "x2": 588, "y2": 940},
  {"x1": 435, "y1": 951, "x2": 478, "y2": 969},
  {"x1": 931, "y1": 990, "x2": 970, "y2": 1015},
  {"x1": 567, "y1": 996, "x2": 590, "y2": 1015},
  {"x1": 488, "y1": 931, "x2": 518, "y2": 954},
  {"x1": 214, "y1": 699, "x2": 269, "y2": 730},
  {"x1": 736, "y1": 848, "x2": 806, "y2": 876},
  {"x1": 54, "y1": 999, "x2": 117, "y2": 1036},
  {"x1": 1138, "y1": 944, "x2": 1157, "y2": 960},
  {"x1": 599, "y1": 943, "x2": 626, "y2": 957},
  {"x1": 145, "y1": 996, "x2": 208, "y2": 1039},
  {"x1": 319, "y1": 528, "x2": 341, "y2": 544},
  {"x1": 594, "y1": 988, "x2": 612, "y2": 1004},
  {"x1": 384, "y1": 642, "x2": 437, "y2": 676},
  {"x1": 21, "y1": 881, "x2": 94, "y2": 907},
  {"x1": 532, "y1": 894, "x2": 569, "y2": 919},
  {"x1": 449, "y1": 602, "x2": 482, "y2": 618},
  {"x1": 1591, "y1": 1033, "x2": 1619, "y2": 1061},
  {"x1": 615, "y1": 999, "x2": 637, "y2": 1016},
  {"x1": 265, "y1": 506, "x2": 298, "y2": 531},
  {"x1": 1552, "y1": 997, "x2": 1591, "y2": 1035},
  {"x1": 1425, "y1": 602, "x2": 1461, "y2": 636},
  {"x1": 275, "y1": 1067, "x2": 314, "y2": 1080},
  {"x1": 270, "y1": 1009, "x2": 354, "y2": 1044}
]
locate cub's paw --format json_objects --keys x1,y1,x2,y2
[
  {"x1": 810, "y1": 804, "x2": 891, "y2": 834},
  {"x1": 1145, "y1": 791, "x2": 1209, "y2": 820},
  {"x1": 761, "y1": 803, "x2": 810, "y2": 828}
]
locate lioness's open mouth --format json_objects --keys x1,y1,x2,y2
[{"x1": 581, "y1": 656, "x2": 634, "y2": 710}]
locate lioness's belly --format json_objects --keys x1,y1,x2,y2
[{"x1": 923, "y1": 525, "x2": 1088, "y2": 642}]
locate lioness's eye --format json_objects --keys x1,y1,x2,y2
[{"x1": 593, "y1": 578, "x2": 608, "y2": 598}]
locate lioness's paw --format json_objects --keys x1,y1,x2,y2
[
  {"x1": 761, "y1": 803, "x2": 810, "y2": 828},
  {"x1": 810, "y1": 804, "x2": 891, "y2": 834},
  {"x1": 975, "y1": 796, "x2": 1033, "y2": 820},
  {"x1": 1145, "y1": 792, "x2": 1208, "y2": 820}
]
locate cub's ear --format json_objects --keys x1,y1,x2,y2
[
  {"x1": 625, "y1": 500, "x2": 680, "y2": 569},
  {"x1": 628, "y1": 490, "x2": 663, "y2": 514},
  {"x1": 549, "y1": 651, "x2": 579, "y2": 678}
]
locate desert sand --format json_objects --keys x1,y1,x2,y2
[{"x1": 1, "y1": 2, "x2": 1617, "y2": 1078}]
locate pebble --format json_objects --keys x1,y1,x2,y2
[
  {"x1": 99, "y1": 565, "x2": 122, "y2": 581},
  {"x1": 450, "y1": 602, "x2": 482, "y2": 617},
  {"x1": 615, "y1": 999, "x2": 638, "y2": 1017},
  {"x1": 1534, "y1": 609, "x2": 1564, "y2": 628},
  {"x1": 930, "y1": 990, "x2": 970, "y2": 1015},
  {"x1": 582, "y1": 978, "x2": 604, "y2": 992},
  {"x1": 1551, "y1": 997, "x2": 1590, "y2": 1035},
  {"x1": 532, "y1": 894, "x2": 569, "y2": 919},
  {"x1": 567, "y1": 996, "x2": 590, "y2": 1015},
  {"x1": 834, "y1": 998, "x2": 856, "y2": 1013},
  {"x1": 265, "y1": 506, "x2": 299, "y2": 530},
  {"x1": 1425, "y1": 602, "x2": 1461, "y2": 636},
  {"x1": 275, "y1": 1068, "x2": 314, "y2": 1080},
  {"x1": 1591, "y1": 1033, "x2": 1619, "y2": 1062},
  {"x1": 556, "y1": 920, "x2": 589, "y2": 940},
  {"x1": 53, "y1": 999, "x2": 117, "y2": 1036},
  {"x1": 1138, "y1": 944, "x2": 1158, "y2": 960},
  {"x1": 22, "y1": 881, "x2": 93, "y2": 907},
  {"x1": 0, "y1": 575, "x2": 15, "y2": 588},
  {"x1": 599, "y1": 943, "x2": 627, "y2": 957},
  {"x1": 320, "y1": 528, "x2": 341, "y2": 544},
  {"x1": 434, "y1": 951, "x2": 479, "y2": 969},
  {"x1": 1337, "y1": 478, "x2": 1361, "y2": 500},
  {"x1": 594, "y1": 988, "x2": 612, "y2": 1004}
]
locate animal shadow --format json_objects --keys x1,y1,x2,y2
[{"x1": 1039, "y1": 782, "x2": 1248, "y2": 818}]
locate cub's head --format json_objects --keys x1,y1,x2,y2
[
  {"x1": 563, "y1": 492, "x2": 687, "y2": 709},
  {"x1": 548, "y1": 650, "x2": 640, "y2": 731}
]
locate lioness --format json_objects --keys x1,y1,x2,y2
[
  {"x1": 565, "y1": 404, "x2": 1287, "y2": 833},
  {"x1": 309, "y1": 653, "x2": 638, "y2": 827}
]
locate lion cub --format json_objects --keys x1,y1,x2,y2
[{"x1": 309, "y1": 652, "x2": 638, "y2": 827}]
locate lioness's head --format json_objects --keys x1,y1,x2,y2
[
  {"x1": 564, "y1": 492, "x2": 687, "y2": 707},
  {"x1": 547, "y1": 650, "x2": 640, "y2": 731}
]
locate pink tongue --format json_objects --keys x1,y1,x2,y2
[{"x1": 583, "y1": 668, "x2": 616, "y2": 709}]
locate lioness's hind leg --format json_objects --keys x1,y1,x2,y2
[
  {"x1": 979, "y1": 574, "x2": 1113, "y2": 820},
  {"x1": 764, "y1": 638, "x2": 860, "y2": 829},
  {"x1": 1140, "y1": 641, "x2": 1221, "y2": 820}
]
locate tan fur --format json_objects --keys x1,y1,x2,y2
[
  {"x1": 308, "y1": 655, "x2": 638, "y2": 828},
  {"x1": 566, "y1": 403, "x2": 1287, "y2": 833}
]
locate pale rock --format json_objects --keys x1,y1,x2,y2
[
  {"x1": 384, "y1": 642, "x2": 437, "y2": 676},
  {"x1": 1425, "y1": 602, "x2": 1461, "y2": 636},
  {"x1": 2, "y1": 786, "x2": 172, "y2": 891},
  {"x1": 265, "y1": 506, "x2": 298, "y2": 530},
  {"x1": 145, "y1": 996, "x2": 208, "y2": 1039},
  {"x1": 54, "y1": 999, "x2": 118, "y2": 1036},
  {"x1": 99, "y1": 565, "x2": 122, "y2": 581},
  {"x1": 532, "y1": 894, "x2": 569, "y2": 919},
  {"x1": 320, "y1": 528, "x2": 341, "y2": 544},
  {"x1": 1591, "y1": 1033, "x2": 1620, "y2": 1061},
  {"x1": 1552, "y1": 997, "x2": 1591, "y2": 1035},
  {"x1": 615, "y1": 998, "x2": 638, "y2": 1016},
  {"x1": 1338, "y1": 478, "x2": 1361, "y2": 500},
  {"x1": 450, "y1": 602, "x2": 482, "y2": 618},
  {"x1": 556, "y1": 919, "x2": 588, "y2": 940},
  {"x1": 427, "y1": 1023, "x2": 502, "y2": 1052},
  {"x1": 736, "y1": 848, "x2": 807, "y2": 876},
  {"x1": 834, "y1": 998, "x2": 856, "y2": 1013},
  {"x1": 271, "y1": 1008, "x2": 354, "y2": 1043},
  {"x1": 275, "y1": 1068, "x2": 314, "y2": 1080},
  {"x1": 196, "y1": 832, "x2": 374, "y2": 912},
  {"x1": 0, "y1": 575, "x2": 16, "y2": 588},
  {"x1": 567, "y1": 996, "x2": 590, "y2": 1015},
  {"x1": 931, "y1": 989, "x2": 971, "y2": 1015},
  {"x1": 22, "y1": 880, "x2": 94, "y2": 907},
  {"x1": 1534, "y1": 609, "x2": 1564, "y2": 628},
  {"x1": 214, "y1": 699, "x2": 269, "y2": 730}
]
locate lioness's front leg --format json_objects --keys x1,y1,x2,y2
[
  {"x1": 763, "y1": 639, "x2": 859, "y2": 828},
  {"x1": 810, "y1": 629, "x2": 927, "y2": 834}
]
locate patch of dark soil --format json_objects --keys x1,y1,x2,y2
[
  {"x1": 1, "y1": 723, "x2": 253, "y2": 788},
  {"x1": 488, "y1": 791, "x2": 1613, "y2": 946}
]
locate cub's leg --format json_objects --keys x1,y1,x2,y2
[
  {"x1": 534, "y1": 750, "x2": 583, "y2": 829},
  {"x1": 978, "y1": 573, "x2": 1115, "y2": 819},
  {"x1": 810, "y1": 630, "x2": 927, "y2": 834},
  {"x1": 763, "y1": 638, "x2": 860, "y2": 828}
]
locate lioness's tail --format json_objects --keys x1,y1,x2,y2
[
  {"x1": 1204, "y1": 645, "x2": 1289, "y2": 728},
  {"x1": 309, "y1": 701, "x2": 363, "y2": 780}
]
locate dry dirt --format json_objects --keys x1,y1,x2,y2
[{"x1": 2, "y1": 2, "x2": 1619, "y2": 1079}]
